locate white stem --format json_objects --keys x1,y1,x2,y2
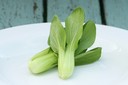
[{"x1": 58, "y1": 47, "x2": 74, "y2": 79}]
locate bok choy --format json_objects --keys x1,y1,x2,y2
[{"x1": 28, "y1": 7, "x2": 102, "y2": 80}]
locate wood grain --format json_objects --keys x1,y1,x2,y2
[
  {"x1": 104, "y1": 0, "x2": 128, "y2": 30},
  {"x1": 47, "y1": 0, "x2": 101, "y2": 24},
  {"x1": 1, "y1": 0, "x2": 128, "y2": 30},
  {"x1": 0, "y1": 0, "x2": 43, "y2": 29}
]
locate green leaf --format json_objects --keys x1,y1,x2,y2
[
  {"x1": 76, "y1": 20, "x2": 96, "y2": 55},
  {"x1": 65, "y1": 7, "x2": 85, "y2": 51},
  {"x1": 58, "y1": 7, "x2": 85, "y2": 79},
  {"x1": 49, "y1": 15, "x2": 66, "y2": 53},
  {"x1": 75, "y1": 47, "x2": 102, "y2": 66},
  {"x1": 47, "y1": 36, "x2": 50, "y2": 45},
  {"x1": 31, "y1": 47, "x2": 52, "y2": 61},
  {"x1": 29, "y1": 48, "x2": 57, "y2": 74}
]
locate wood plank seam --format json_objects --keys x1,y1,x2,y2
[
  {"x1": 99, "y1": 0, "x2": 107, "y2": 25},
  {"x1": 43, "y1": 0, "x2": 47, "y2": 22}
]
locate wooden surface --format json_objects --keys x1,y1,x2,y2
[
  {"x1": 0, "y1": 0, "x2": 43, "y2": 29},
  {"x1": 104, "y1": 0, "x2": 128, "y2": 30},
  {"x1": 0, "y1": 0, "x2": 128, "y2": 30},
  {"x1": 47, "y1": 0, "x2": 101, "y2": 24}
]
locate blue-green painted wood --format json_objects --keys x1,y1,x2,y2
[
  {"x1": 104, "y1": 0, "x2": 128, "y2": 30},
  {"x1": 48, "y1": 0, "x2": 101, "y2": 24},
  {"x1": 0, "y1": 0, "x2": 43, "y2": 29}
]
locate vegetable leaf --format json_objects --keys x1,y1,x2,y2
[
  {"x1": 65, "y1": 7, "x2": 85, "y2": 51},
  {"x1": 31, "y1": 47, "x2": 51, "y2": 61},
  {"x1": 75, "y1": 47, "x2": 102, "y2": 66},
  {"x1": 58, "y1": 7, "x2": 85, "y2": 79},
  {"x1": 76, "y1": 20, "x2": 96, "y2": 55},
  {"x1": 29, "y1": 48, "x2": 57, "y2": 73},
  {"x1": 49, "y1": 15, "x2": 66, "y2": 53}
]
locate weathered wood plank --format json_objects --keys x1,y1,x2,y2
[
  {"x1": 0, "y1": 0, "x2": 43, "y2": 29},
  {"x1": 104, "y1": 0, "x2": 128, "y2": 30},
  {"x1": 48, "y1": 0, "x2": 101, "y2": 24}
]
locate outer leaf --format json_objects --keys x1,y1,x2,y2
[
  {"x1": 76, "y1": 20, "x2": 96, "y2": 55},
  {"x1": 49, "y1": 15, "x2": 66, "y2": 53},
  {"x1": 29, "y1": 48, "x2": 57, "y2": 73},
  {"x1": 65, "y1": 7, "x2": 85, "y2": 51},
  {"x1": 75, "y1": 47, "x2": 102, "y2": 66},
  {"x1": 48, "y1": 36, "x2": 50, "y2": 45},
  {"x1": 31, "y1": 47, "x2": 51, "y2": 61}
]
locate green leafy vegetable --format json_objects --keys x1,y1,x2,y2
[
  {"x1": 49, "y1": 15, "x2": 66, "y2": 53},
  {"x1": 76, "y1": 20, "x2": 96, "y2": 55},
  {"x1": 48, "y1": 16, "x2": 67, "y2": 79},
  {"x1": 28, "y1": 7, "x2": 102, "y2": 80},
  {"x1": 29, "y1": 48, "x2": 57, "y2": 73},
  {"x1": 75, "y1": 47, "x2": 102, "y2": 65},
  {"x1": 56, "y1": 7, "x2": 85, "y2": 79},
  {"x1": 29, "y1": 47, "x2": 102, "y2": 74}
]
